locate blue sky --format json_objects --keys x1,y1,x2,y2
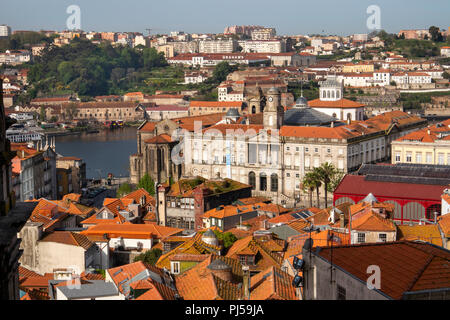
[{"x1": 1, "y1": 0, "x2": 449, "y2": 36}]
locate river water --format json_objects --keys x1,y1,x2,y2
[{"x1": 54, "y1": 127, "x2": 137, "y2": 179}]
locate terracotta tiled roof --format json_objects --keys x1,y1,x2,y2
[
  {"x1": 107, "y1": 261, "x2": 178, "y2": 300},
  {"x1": 308, "y1": 98, "x2": 365, "y2": 109},
  {"x1": 397, "y1": 225, "x2": 443, "y2": 246},
  {"x1": 190, "y1": 101, "x2": 243, "y2": 108},
  {"x1": 40, "y1": 231, "x2": 94, "y2": 250},
  {"x1": 175, "y1": 255, "x2": 243, "y2": 300},
  {"x1": 144, "y1": 134, "x2": 173, "y2": 144},
  {"x1": 234, "y1": 197, "x2": 271, "y2": 205},
  {"x1": 226, "y1": 235, "x2": 285, "y2": 272},
  {"x1": 227, "y1": 215, "x2": 270, "y2": 239},
  {"x1": 81, "y1": 223, "x2": 182, "y2": 240},
  {"x1": 268, "y1": 214, "x2": 297, "y2": 224},
  {"x1": 250, "y1": 266, "x2": 297, "y2": 300},
  {"x1": 351, "y1": 210, "x2": 396, "y2": 232},
  {"x1": 156, "y1": 233, "x2": 222, "y2": 269},
  {"x1": 438, "y1": 214, "x2": 450, "y2": 237},
  {"x1": 316, "y1": 241, "x2": 450, "y2": 299},
  {"x1": 62, "y1": 193, "x2": 81, "y2": 203}
]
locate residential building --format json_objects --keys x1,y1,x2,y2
[
  {"x1": 11, "y1": 142, "x2": 57, "y2": 201},
  {"x1": 0, "y1": 25, "x2": 11, "y2": 37},
  {"x1": 105, "y1": 261, "x2": 179, "y2": 300},
  {"x1": 239, "y1": 39, "x2": 286, "y2": 53},
  {"x1": 441, "y1": 46, "x2": 450, "y2": 57},
  {"x1": 391, "y1": 119, "x2": 450, "y2": 166},
  {"x1": 0, "y1": 50, "x2": 31, "y2": 66},
  {"x1": 184, "y1": 71, "x2": 208, "y2": 84},
  {"x1": 56, "y1": 156, "x2": 86, "y2": 194},
  {"x1": 398, "y1": 29, "x2": 431, "y2": 40},
  {"x1": 145, "y1": 105, "x2": 189, "y2": 121},
  {"x1": 302, "y1": 241, "x2": 450, "y2": 300},
  {"x1": 81, "y1": 223, "x2": 183, "y2": 269},
  {"x1": 189, "y1": 101, "x2": 244, "y2": 116},
  {"x1": 199, "y1": 39, "x2": 237, "y2": 53},
  {"x1": 157, "y1": 177, "x2": 252, "y2": 231},
  {"x1": 251, "y1": 28, "x2": 276, "y2": 40}
]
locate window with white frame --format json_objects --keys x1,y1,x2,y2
[
  {"x1": 379, "y1": 233, "x2": 387, "y2": 242},
  {"x1": 395, "y1": 152, "x2": 401, "y2": 162},
  {"x1": 416, "y1": 153, "x2": 422, "y2": 163},
  {"x1": 406, "y1": 152, "x2": 412, "y2": 162},
  {"x1": 357, "y1": 233, "x2": 365, "y2": 243},
  {"x1": 171, "y1": 261, "x2": 180, "y2": 274}
]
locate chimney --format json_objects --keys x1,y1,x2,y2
[
  {"x1": 340, "y1": 213, "x2": 345, "y2": 229},
  {"x1": 331, "y1": 121, "x2": 334, "y2": 128},
  {"x1": 434, "y1": 212, "x2": 438, "y2": 224},
  {"x1": 260, "y1": 219, "x2": 268, "y2": 230},
  {"x1": 242, "y1": 265, "x2": 250, "y2": 300},
  {"x1": 427, "y1": 129, "x2": 431, "y2": 135}
]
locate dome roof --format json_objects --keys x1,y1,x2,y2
[
  {"x1": 267, "y1": 87, "x2": 280, "y2": 94},
  {"x1": 207, "y1": 259, "x2": 231, "y2": 271},
  {"x1": 225, "y1": 108, "x2": 240, "y2": 118},
  {"x1": 294, "y1": 96, "x2": 308, "y2": 108},
  {"x1": 283, "y1": 108, "x2": 337, "y2": 126}
]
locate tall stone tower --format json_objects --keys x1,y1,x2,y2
[{"x1": 263, "y1": 87, "x2": 284, "y2": 130}]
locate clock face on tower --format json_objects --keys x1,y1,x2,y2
[{"x1": 268, "y1": 96, "x2": 273, "y2": 102}]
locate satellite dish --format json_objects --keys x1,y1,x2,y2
[{"x1": 303, "y1": 238, "x2": 314, "y2": 252}]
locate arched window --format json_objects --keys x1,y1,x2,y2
[
  {"x1": 259, "y1": 173, "x2": 267, "y2": 191},
  {"x1": 322, "y1": 90, "x2": 326, "y2": 99},
  {"x1": 425, "y1": 204, "x2": 441, "y2": 221},
  {"x1": 347, "y1": 113, "x2": 352, "y2": 121},
  {"x1": 270, "y1": 173, "x2": 278, "y2": 192},
  {"x1": 248, "y1": 172, "x2": 256, "y2": 190},
  {"x1": 331, "y1": 91, "x2": 335, "y2": 99},
  {"x1": 336, "y1": 90, "x2": 340, "y2": 99},
  {"x1": 327, "y1": 90, "x2": 330, "y2": 98},
  {"x1": 252, "y1": 106, "x2": 256, "y2": 114}
]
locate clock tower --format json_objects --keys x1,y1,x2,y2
[{"x1": 263, "y1": 87, "x2": 283, "y2": 129}]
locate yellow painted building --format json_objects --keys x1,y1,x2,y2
[
  {"x1": 391, "y1": 120, "x2": 450, "y2": 165},
  {"x1": 342, "y1": 62, "x2": 374, "y2": 73}
]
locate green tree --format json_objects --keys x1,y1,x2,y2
[
  {"x1": 429, "y1": 26, "x2": 443, "y2": 42},
  {"x1": 213, "y1": 230, "x2": 237, "y2": 249},
  {"x1": 117, "y1": 183, "x2": 132, "y2": 197},
  {"x1": 211, "y1": 61, "x2": 236, "y2": 83},
  {"x1": 133, "y1": 248, "x2": 162, "y2": 265},
  {"x1": 302, "y1": 171, "x2": 322, "y2": 208},
  {"x1": 316, "y1": 162, "x2": 339, "y2": 208},
  {"x1": 138, "y1": 173, "x2": 155, "y2": 196}
]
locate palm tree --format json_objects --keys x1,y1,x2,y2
[
  {"x1": 303, "y1": 171, "x2": 322, "y2": 208},
  {"x1": 316, "y1": 162, "x2": 339, "y2": 208}
]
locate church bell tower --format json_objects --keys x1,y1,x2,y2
[{"x1": 263, "y1": 87, "x2": 283, "y2": 130}]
